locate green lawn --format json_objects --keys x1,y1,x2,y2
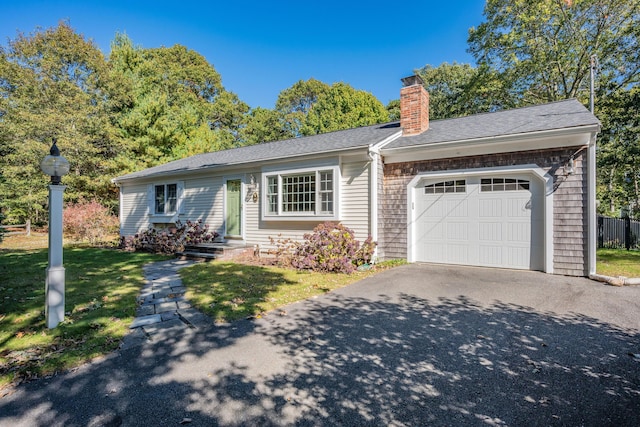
[
  {"x1": 597, "y1": 248, "x2": 640, "y2": 278},
  {"x1": 0, "y1": 236, "x2": 165, "y2": 389},
  {"x1": 181, "y1": 260, "x2": 405, "y2": 323}
]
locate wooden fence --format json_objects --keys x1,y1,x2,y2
[
  {"x1": 597, "y1": 215, "x2": 639, "y2": 250},
  {"x1": 0, "y1": 219, "x2": 31, "y2": 236}
]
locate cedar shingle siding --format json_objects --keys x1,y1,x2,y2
[{"x1": 380, "y1": 147, "x2": 588, "y2": 276}]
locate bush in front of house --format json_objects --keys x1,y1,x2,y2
[
  {"x1": 120, "y1": 219, "x2": 218, "y2": 254},
  {"x1": 63, "y1": 200, "x2": 119, "y2": 245},
  {"x1": 289, "y1": 222, "x2": 377, "y2": 274}
]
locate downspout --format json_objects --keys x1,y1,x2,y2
[{"x1": 588, "y1": 132, "x2": 598, "y2": 275}]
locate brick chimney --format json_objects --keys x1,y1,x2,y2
[{"x1": 400, "y1": 75, "x2": 429, "y2": 136}]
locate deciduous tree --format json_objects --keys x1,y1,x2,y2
[
  {"x1": 468, "y1": 0, "x2": 640, "y2": 104},
  {"x1": 239, "y1": 107, "x2": 294, "y2": 146},
  {"x1": 597, "y1": 87, "x2": 640, "y2": 217},
  {"x1": 275, "y1": 78, "x2": 330, "y2": 137},
  {"x1": 302, "y1": 83, "x2": 389, "y2": 135},
  {"x1": 415, "y1": 62, "x2": 511, "y2": 119},
  {"x1": 0, "y1": 22, "x2": 116, "y2": 223}
]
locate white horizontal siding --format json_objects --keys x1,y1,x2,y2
[
  {"x1": 119, "y1": 183, "x2": 151, "y2": 236},
  {"x1": 340, "y1": 160, "x2": 371, "y2": 241},
  {"x1": 183, "y1": 176, "x2": 224, "y2": 237}
]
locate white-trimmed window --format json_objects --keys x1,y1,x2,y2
[
  {"x1": 480, "y1": 178, "x2": 530, "y2": 192},
  {"x1": 155, "y1": 183, "x2": 177, "y2": 214},
  {"x1": 147, "y1": 181, "x2": 184, "y2": 218},
  {"x1": 424, "y1": 180, "x2": 466, "y2": 194},
  {"x1": 263, "y1": 167, "x2": 338, "y2": 219}
]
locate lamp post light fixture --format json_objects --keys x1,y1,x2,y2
[{"x1": 39, "y1": 138, "x2": 70, "y2": 328}]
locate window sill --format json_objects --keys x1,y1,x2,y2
[
  {"x1": 148, "y1": 213, "x2": 181, "y2": 223},
  {"x1": 261, "y1": 214, "x2": 339, "y2": 222}
]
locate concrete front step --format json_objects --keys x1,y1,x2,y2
[
  {"x1": 176, "y1": 251, "x2": 217, "y2": 261},
  {"x1": 184, "y1": 243, "x2": 225, "y2": 255},
  {"x1": 180, "y1": 242, "x2": 253, "y2": 261}
]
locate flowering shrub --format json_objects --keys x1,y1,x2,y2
[
  {"x1": 120, "y1": 219, "x2": 218, "y2": 254},
  {"x1": 63, "y1": 200, "x2": 119, "y2": 245},
  {"x1": 285, "y1": 222, "x2": 376, "y2": 274}
]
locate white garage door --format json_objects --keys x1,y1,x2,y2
[{"x1": 414, "y1": 176, "x2": 543, "y2": 270}]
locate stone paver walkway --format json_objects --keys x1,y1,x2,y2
[{"x1": 120, "y1": 259, "x2": 211, "y2": 350}]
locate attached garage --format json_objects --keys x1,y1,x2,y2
[{"x1": 407, "y1": 166, "x2": 553, "y2": 273}]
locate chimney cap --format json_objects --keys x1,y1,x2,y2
[{"x1": 401, "y1": 75, "x2": 424, "y2": 87}]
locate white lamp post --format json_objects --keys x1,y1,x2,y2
[{"x1": 40, "y1": 138, "x2": 70, "y2": 329}]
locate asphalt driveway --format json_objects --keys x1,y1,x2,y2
[{"x1": 1, "y1": 263, "x2": 639, "y2": 426}]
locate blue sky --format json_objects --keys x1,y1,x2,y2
[{"x1": 1, "y1": 0, "x2": 487, "y2": 109}]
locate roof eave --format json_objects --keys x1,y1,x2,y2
[
  {"x1": 112, "y1": 144, "x2": 377, "y2": 184},
  {"x1": 381, "y1": 123, "x2": 601, "y2": 154}
]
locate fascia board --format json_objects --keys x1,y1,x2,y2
[
  {"x1": 382, "y1": 128, "x2": 598, "y2": 164},
  {"x1": 381, "y1": 125, "x2": 601, "y2": 155}
]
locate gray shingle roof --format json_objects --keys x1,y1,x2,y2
[
  {"x1": 383, "y1": 99, "x2": 600, "y2": 150},
  {"x1": 113, "y1": 98, "x2": 600, "y2": 183},
  {"x1": 113, "y1": 122, "x2": 401, "y2": 182}
]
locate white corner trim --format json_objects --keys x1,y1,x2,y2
[
  {"x1": 406, "y1": 164, "x2": 554, "y2": 274},
  {"x1": 587, "y1": 132, "x2": 598, "y2": 275}
]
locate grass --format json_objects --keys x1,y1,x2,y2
[
  {"x1": 181, "y1": 259, "x2": 407, "y2": 323},
  {"x1": 0, "y1": 233, "x2": 165, "y2": 389},
  {"x1": 596, "y1": 248, "x2": 640, "y2": 278}
]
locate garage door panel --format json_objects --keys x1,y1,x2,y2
[
  {"x1": 506, "y1": 198, "x2": 530, "y2": 217},
  {"x1": 506, "y1": 247, "x2": 530, "y2": 267},
  {"x1": 447, "y1": 222, "x2": 469, "y2": 240},
  {"x1": 506, "y1": 222, "x2": 530, "y2": 243},
  {"x1": 447, "y1": 199, "x2": 468, "y2": 217},
  {"x1": 419, "y1": 221, "x2": 447, "y2": 241},
  {"x1": 478, "y1": 245, "x2": 502, "y2": 266},
  {"x1": 479, "y1": 198, "x2": 502, "y2": 217},
  {"x1": 447, "y1": 244, "x2": 470, "y2": 264},
  {"x1": 479, "y1": 222, "x2": 502, "y2": 241},
  {"x1": 414, "y1": 176, "x2": 542, "y2": 271},
  {"x1": 421, "y1": 199, "x2": 446, "y2": 217},
  {"x1": 422, "y1": 243, "x2": 446, "y2": 263}
]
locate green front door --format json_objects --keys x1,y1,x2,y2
[{"x1": 226, "y1": 179, "x2": 241, "y2": 237}]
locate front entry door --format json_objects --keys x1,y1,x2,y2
[{"x1": 226, "y1": 179, "x2": 242, "y2": 237}]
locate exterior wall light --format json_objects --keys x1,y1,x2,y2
[{"x1": 565, "y1": 156, "x2": 575, "y2": 176}]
